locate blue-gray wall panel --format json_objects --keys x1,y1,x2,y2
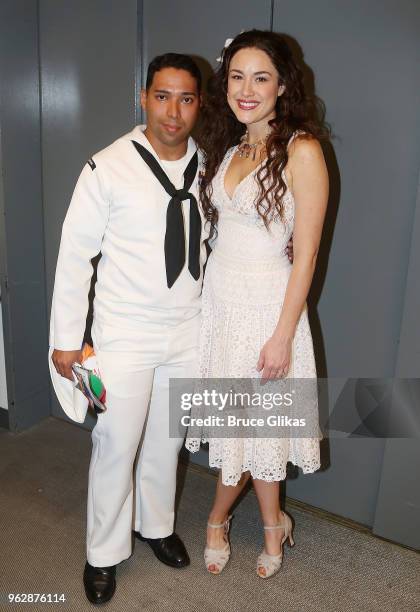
[
  {"x1": 0, "y1": 0, "x2": 50, "y2": 431},
  {"x1": 39, "y1": 0, "x2": 138, "y2": 422},
  {"x1": 140, "y1": 0, "x2": 272, "y2": 119},
  {"x1": 271, "y1": 0, "x2": 420, "y2": 537},
  {"x1": 373, "y1": 171, "x2": 420, "y2": 548},
  {"x1": 273, "y1": 0, "x2": 420, "y2": 378},
  {"x1": 143, "y1": 0, "x2": 272, "y2": 63}
]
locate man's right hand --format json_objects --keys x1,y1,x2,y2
[
  {"x1": 285, "y1": 233, "x2": 294, "y2": 263},
  {"x1": 52, "y1": 349, "x2": 83, "y2": 381}
]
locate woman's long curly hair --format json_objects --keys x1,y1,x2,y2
[{"x1": 197, "y1": 30, "x2": 330, "y2": 235}]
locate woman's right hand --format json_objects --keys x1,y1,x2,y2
[{"x1": 52, "y1": 349, "x2": 83, "y2": 381}]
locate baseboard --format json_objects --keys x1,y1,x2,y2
[{"x1": 0, "y1": 406, "x2": 9, "y2": 429}]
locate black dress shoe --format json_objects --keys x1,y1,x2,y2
[
  {"x1": 83, "y1": 562, "x2": 116, "y2": 605},
  {"x1": 134, "y1": 531, "x2": 190, "y2": 568}
]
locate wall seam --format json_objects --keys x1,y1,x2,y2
[
  {"x1": 36, "y1": 0, "x2": 52, "y2": 416},
  {"x1": 136, "y1": 0, "x2": 145, "y2": 124}
]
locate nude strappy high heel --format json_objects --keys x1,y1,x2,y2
[
  {"x1": 204, "y1": 514, "x2": 233, "y2": 574},
  {"x1": 257, "y1": 511, "x2": 295, "y2": 578}
]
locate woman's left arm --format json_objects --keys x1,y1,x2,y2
[{"x1": 257, "y1": 137, "x2": 329, "y2": 380}]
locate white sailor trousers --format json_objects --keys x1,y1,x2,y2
[{"x1": 86, "y1": 313, "x2": 200, "y2": 567}]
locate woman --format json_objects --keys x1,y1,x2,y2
[{"x1": 185, "y1": 30, "x2": 329, "y2": 578}]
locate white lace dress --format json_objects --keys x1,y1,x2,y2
[{"x1": 185, "y1": 134, "x2": 323, "y2": 486}]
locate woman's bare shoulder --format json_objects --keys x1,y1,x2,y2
[
  {"x1": 289, "y1": 132, "x2": 323, "y2": 159},
  {"x1": 285, "y1": 133, "x2": 326, "y2": 192}
]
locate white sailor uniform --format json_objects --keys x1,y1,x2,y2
[{"x1": 49, "y1": 125, "x2": 208, "y2": 567}]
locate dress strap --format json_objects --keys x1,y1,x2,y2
[{"x1": 286, "y1": 130, "x2": 305, "y2": 150}]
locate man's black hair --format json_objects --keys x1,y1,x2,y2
[{"x1": 145, "y1": 53, "x2": 202, "y2": 92}]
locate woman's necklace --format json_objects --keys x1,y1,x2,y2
[{"x1": 237, "y1": 130, "x2": 268, "y2": 161}]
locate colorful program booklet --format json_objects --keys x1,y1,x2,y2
[{"x1": 71, "y1": 343, "x2": 107, "y2": 413}]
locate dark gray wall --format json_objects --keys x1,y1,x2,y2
[
  {"x1": 272, "y1": 0, "x2": 420, "y2": 378},
  {"x1": 269, "y1": 0, "x2": 420, "y2": 536},
  {"x1": 373, "y1": 169, "x2": 420, "y2": 549},
  {"x1": 140, "y1": 0, "x2": 272, "y2": 118},
  {"x1": 0, "y1": 0, "x2": 49, "y2": 432},
  {"x1": 39, "y1": 0, "x2": 138, "y2": 424}
]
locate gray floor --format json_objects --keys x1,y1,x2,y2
[{"x1": 0, "y1": 417, "x2": 419, "y2": 612}]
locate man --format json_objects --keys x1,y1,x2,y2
[{"x1": 50, "y1": 53, "x2": 206, "y2": 605}]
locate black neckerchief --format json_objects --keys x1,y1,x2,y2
[{"x1": 131, "y1": 141, "x2": 201, "y2": 288}]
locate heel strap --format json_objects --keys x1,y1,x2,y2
[
  {"x1": 207, "y1": 514, "x2": 233, "y2": 529},
  {"x1": 263, "y1": 524, "x2": 284, "y2": 531},
  {"x1": 264, "y1": 511, "x2": 290, "y2": 531}
]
